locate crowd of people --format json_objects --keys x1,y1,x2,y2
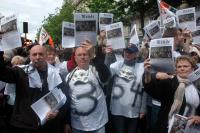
[{"x1": 0, "y1": 26, "x2": 200, "y2": 133}]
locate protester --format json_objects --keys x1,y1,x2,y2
[
  {"x1": 0, "y1": 80, "x2": 6, "y2": 133},
  {"x1": 189, "y1": 46, "x2": 200, "y2": 68},
  {"x1": 66, "y1": 40, "x2": 110, "y2": 133},
  {"x1": 162, "y1": 28, "x2": 186, "y2": 58},
  {"x1": 0, "y1": 45, "x2": 70, "y2": 133},
  {"x1": 3, "y1": 55, "x2": 25, "y2": 133},
  {"x1": 143, "y1": 55, "x2": 200, "y2": 133},
  {"x1": 109, "y1": 44, "x2": 146, "y2": 133}
]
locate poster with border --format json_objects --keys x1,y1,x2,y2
[
  {"x1": 163, "y1": 17, "x2": 176, "y2": 28},
  {"x1": 0, "y1": 14, "x2": 21, "y2": 51},
  {"x1": 176, "y1": 7, "x2": 196, "y2": 32},
  {"x1": 192, "y1": 27, "x2": 200, "y2": 45},
  {"x1": 99, "y1": 13, "x2": 113, "y2": 31},
  {"x1": 149, "y1": 37, "x2": 175, "y2": 73},
  {"x1": 74, "y1": 13, "x2": 98, "y2": 46},
  {"x1": 62, "y1": 21, "x2": 75, "y2": 48},
  {"x1": 144, "y1": 20, "x2": 162, "y2": 39},
  {"x1": 105, "y1": 22, "x2": 125, "y2": 50}
]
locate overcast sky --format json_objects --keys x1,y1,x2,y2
[{"x1": 0, "y1": 0, "x2": 63, "y2": 41}]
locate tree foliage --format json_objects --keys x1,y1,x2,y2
[
  {"x1": 85, "y1": 0, "x2": 200, "y2": 33},
  {"x1": 38, "y1": 0, "x2": 74, "y2": 44}
]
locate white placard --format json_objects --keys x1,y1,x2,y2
[
  {"x1": 31, "y1": 88, "x2": 66, "y2": 125},
  {"x1": 188, "y1": 67, "x2": 200, "y2": 82},
  {"x1": 192, "y1": 27, "x2": 200, "y2": 45},
  {"x1": 196, "y1": 9, "x2": 200, "y2": 28},
  {"x1": 144, "y1": 20, "x2": 162, "y2": 39},
  {"x1": 168, "y1": 114, "x2": 200, "y2": 133},
  {"x1": 0, "y1": 14, "x2": 21, "y2": 51},
  {"x1": 105, "y1": 22, "x2": 125, "y2": 50},
  {"x1": 163, "y1": 17, "x2": 176, "y2": 28},
  {"x1": 149, "y1": 37, "x2": 175, "y2": 73},
  {"x1": 74, "y1": 13, "x2": 98, "y2": 46},
  {"x1": 129, "y1": 24, "x2": 140, "y2": 46},
  {"x1": 176, "y1": 7, "x2": 196, "y2": 32},
  {"x1": 99, "y1": 13, "x2": 113, "y2": 31},
  {"x1": 62, "y1": 21, "x2": 75, "y2": 48}
]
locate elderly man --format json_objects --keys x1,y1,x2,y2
[
  {"x1": 0, "y1": 45, "x2": 70, "y2": 133},
  {"x1": 66, "y1": 40, "x2": 110, "y2": 133}
]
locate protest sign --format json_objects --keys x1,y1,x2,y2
[
  {"x1": 74, "y1": 13, "x2": 98, "y2": 46},
  {"x1": 192, "y1": 27, "x2": 200, "y2": 45},
  {"x1": 144, "y1": 20, "x2": 162, "y2": 39},
  {"x1": 62, "y1": 21, "x2": 75, "y2": 48},
  {"x1": 176, "y1": 7, "x2": 196, "y2": 32},
  {"x1": 0, "y1": 14, "x2": 21, "y2": 51},
  {"x1": 149, "y1": 37, "x2": 175, "y2": 73},
  {"x1": 105, "y1": 22, "x2": 125, "y2": 50},
  {"x1": 31, "y1": 88, "x2": 66, "y2": 125},
  {"x1": 99, "y1": 13, "x2": 113, "y2": 31}
]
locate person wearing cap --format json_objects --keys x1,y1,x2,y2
[
  {"x1": 109, "y1": 44, "x2": 146, "y2": 133},
  {"x1": 189, "y1": 46, "x2": 200, "y2": 68}
]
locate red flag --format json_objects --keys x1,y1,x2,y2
[
  {"x1": 157, "y1": 0, "x2": 177, "y2": 24},
  {"x1": 48, "y1": 36, "x2": 54, "y2": 48}
]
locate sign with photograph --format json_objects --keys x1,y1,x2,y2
[
  {"x1": 0, "y1": 14, "x2": 21, "y2": 51},
  {"x1": 192, "y1": 27, "x2": 200, "y2": 45},
  {"x1": 105, "y1": 22, "x2": 125, "y2": 50},
  {"x1": 163, "y1": 17, "x2": 176, "y2": 28},
  {"x1": 62, "y1": 21, "x2": 75, "y2": 48},
  {"x1": 188, "y1": 67, "x2": 200, "y2": 91},
  {"x1": 168, "y1": 114, "x2": 200, "y2": 133},
  {"x1": 176, "y1": 7, "x2": 196, "y2": 32},
  {"x1": 31, "y1": 88, "x2": 66, "y2": 125},
  {"x1": 149, "y1": 37, "x2": 175, "y2": 73},
  {"x1": 99, "y1": 13, "x2": 113, "y2": 31},
  {"x1": 74, "y1": 13, "x2": 98, "y2": 46},
  {"x1": 196, "y1": 7, "x2": 200, "y2": 28},
  {"x1": 144, "y1": 20, "x2": 162, "y2": 39}
]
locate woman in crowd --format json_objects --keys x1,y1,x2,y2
[{"x1": 143, "y1": 55, "x2": 200, "y2": 133}]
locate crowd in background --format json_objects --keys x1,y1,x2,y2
[{"x1": 0, "y1": 26, "x2": 200, "y2": 133}]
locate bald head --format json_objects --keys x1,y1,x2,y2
[
  {"x1": 30, "y1": 45, "x2": 46, "y2": 55},
  {"x1": 30, "y1": 45, "x2": 47, "y2": 70},
  {"x1": 75, "y1": 47, "x2": 90, "y2": 69}
]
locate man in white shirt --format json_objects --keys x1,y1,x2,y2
[{"x1": 66, "y1": 41, "x2": 109, "y2": 133}]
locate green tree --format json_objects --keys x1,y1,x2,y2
[
  {"x1": 85, "y1": 0, "x2": 200, "y2": 34},
  {"x1": 38, "y1": 0, "x2": 74, "y2": 44}
]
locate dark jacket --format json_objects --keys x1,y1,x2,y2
[
  {"x1": 142, "y1": 73, "x2": 200, "y2": 133},
  {"x1": 0, "y1": 51, "x2": 70, "y2": 132}
]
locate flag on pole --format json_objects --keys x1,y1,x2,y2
[
  {"x1": 38, "y1": 27, "x2": 54, "y2": 48},
  {"x1": 39, "y1": 27, "x2": 49, "y2": 45},
  {"x1": 48, "y1": 35, "x2": 54, "y2": 48},
  {"x1": 157, "y1": 0, "x2": 177, "y2": 25}
]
